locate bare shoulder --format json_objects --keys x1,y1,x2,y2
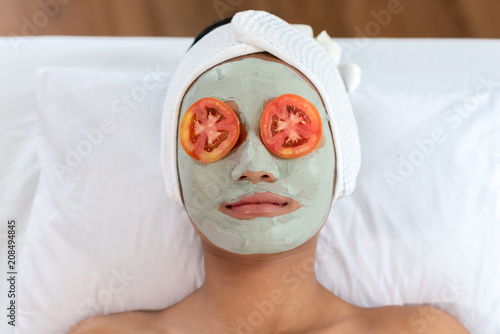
[
  {"x1": 364, "y1": 304, "x2": 470, "y2": 334},
  {"x1": 67, "y1": 310, "x2": 174, "y2": 334}
]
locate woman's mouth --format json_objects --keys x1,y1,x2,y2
[{"x1": 219, "y1": 191, "x2": 301, "y2": 220}]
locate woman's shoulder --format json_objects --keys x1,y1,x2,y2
[
  {"x1": 357, "y1": 304, "x2": 470, "y2": 334},
  {"x1": 67, "y1": 309, "x2": 176, "y2": 334},
  {"x1": 67, "y1": 303, "x2": 469, "y2": 334}
]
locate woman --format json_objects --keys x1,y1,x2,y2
[{"x1": 70, "y1": 10, "x2": 468, "y2": 334}]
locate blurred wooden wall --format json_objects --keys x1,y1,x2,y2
[{"x1": 1, "y1": 0, "x2": 499, "y2": 38}]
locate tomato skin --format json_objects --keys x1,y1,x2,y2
[
  {"x1": 179, "y1": 97, "x2": 240, "y2": 163},
  {"x1": 260, "y1": 94, "x2": 323, "y2": 159}
]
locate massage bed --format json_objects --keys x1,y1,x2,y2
[{"x1": 0, "y1": 36, "x2": 498, "y2": 334}]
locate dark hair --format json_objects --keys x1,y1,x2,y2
[{"x1": 189, "y1": 16, "x2": 234, "y2": 49}]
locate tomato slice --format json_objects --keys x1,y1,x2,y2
[
  {"x1": 179, "y1": 97, "x2": 240, "y2": 163},
  {"x1": 260, "y1": 94, "x2": 322, "y2": 158}
]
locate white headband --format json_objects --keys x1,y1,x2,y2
[{"x1": 161, "y1": 10, "x2": 361, "y2": 207}]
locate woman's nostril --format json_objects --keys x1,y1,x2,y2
[
  {"x1": 263, "y1": 174, "x2": 277, "y2": 182},
  {"x1": 238, "y1": 171, "x2": 276, "y2": 183}
]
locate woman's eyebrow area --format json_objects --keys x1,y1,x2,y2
[{"x1": 223, "y1": 98, "x2": 277, "y2": 115}]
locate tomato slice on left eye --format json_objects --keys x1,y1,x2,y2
[
  {"x1": 179, "y1": 97, "x2": 240, "y2": 163},
  {"x1": 260, "y1": 94, "x2": 322, "y2": 158}
]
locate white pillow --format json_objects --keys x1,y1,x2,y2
[
  {"x1": 19, "y1": 41, "x2": 500, "y2": 334},
  {"x1": 20, "y1": 67, "x2": 204, "y2": 334}
]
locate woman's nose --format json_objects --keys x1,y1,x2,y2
[
  {"x1": 230, "y1": 132, "x2": 279, "y2": 183},
  {"x1": 238, "y1": 170, "x2": 276, "y2": 183}
]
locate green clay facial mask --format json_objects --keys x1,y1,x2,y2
[{"x1": 177, "y1": 57, "x2": 335, "y2": 255}]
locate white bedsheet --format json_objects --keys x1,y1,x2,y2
[{"x1": 0, "y1": 36, "x2": 499, "y2": 334}]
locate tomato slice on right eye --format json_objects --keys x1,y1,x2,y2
[
  {"x1": 179, "y1": 97, "x2": 240, "y2": 163},
  {"x1": 260, "y1": 94, "x2": 323, "y2": 159}
]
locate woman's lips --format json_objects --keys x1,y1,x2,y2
[{"x1": 219, "y1": 191, "x2": 301, "y2": 220}]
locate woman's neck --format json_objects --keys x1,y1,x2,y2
[{"x1": 191, "y1": 233, "x2": 352, "y2": 333}]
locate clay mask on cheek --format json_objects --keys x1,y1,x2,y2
[{"x1": 177, "y1": 57, "x2": 336, "y2": 255}]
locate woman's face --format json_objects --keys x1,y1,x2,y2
[{"x1": 177, "y1": 53, "x2": 336, "y2": 255}]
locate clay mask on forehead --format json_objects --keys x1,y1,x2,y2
[{"x1": 177, "y1": 57, "x2": 335, "y2": 255}]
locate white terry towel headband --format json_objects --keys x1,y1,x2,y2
[{"x1": 161, "y1": 10, "x2": 362, "y2": 207}]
